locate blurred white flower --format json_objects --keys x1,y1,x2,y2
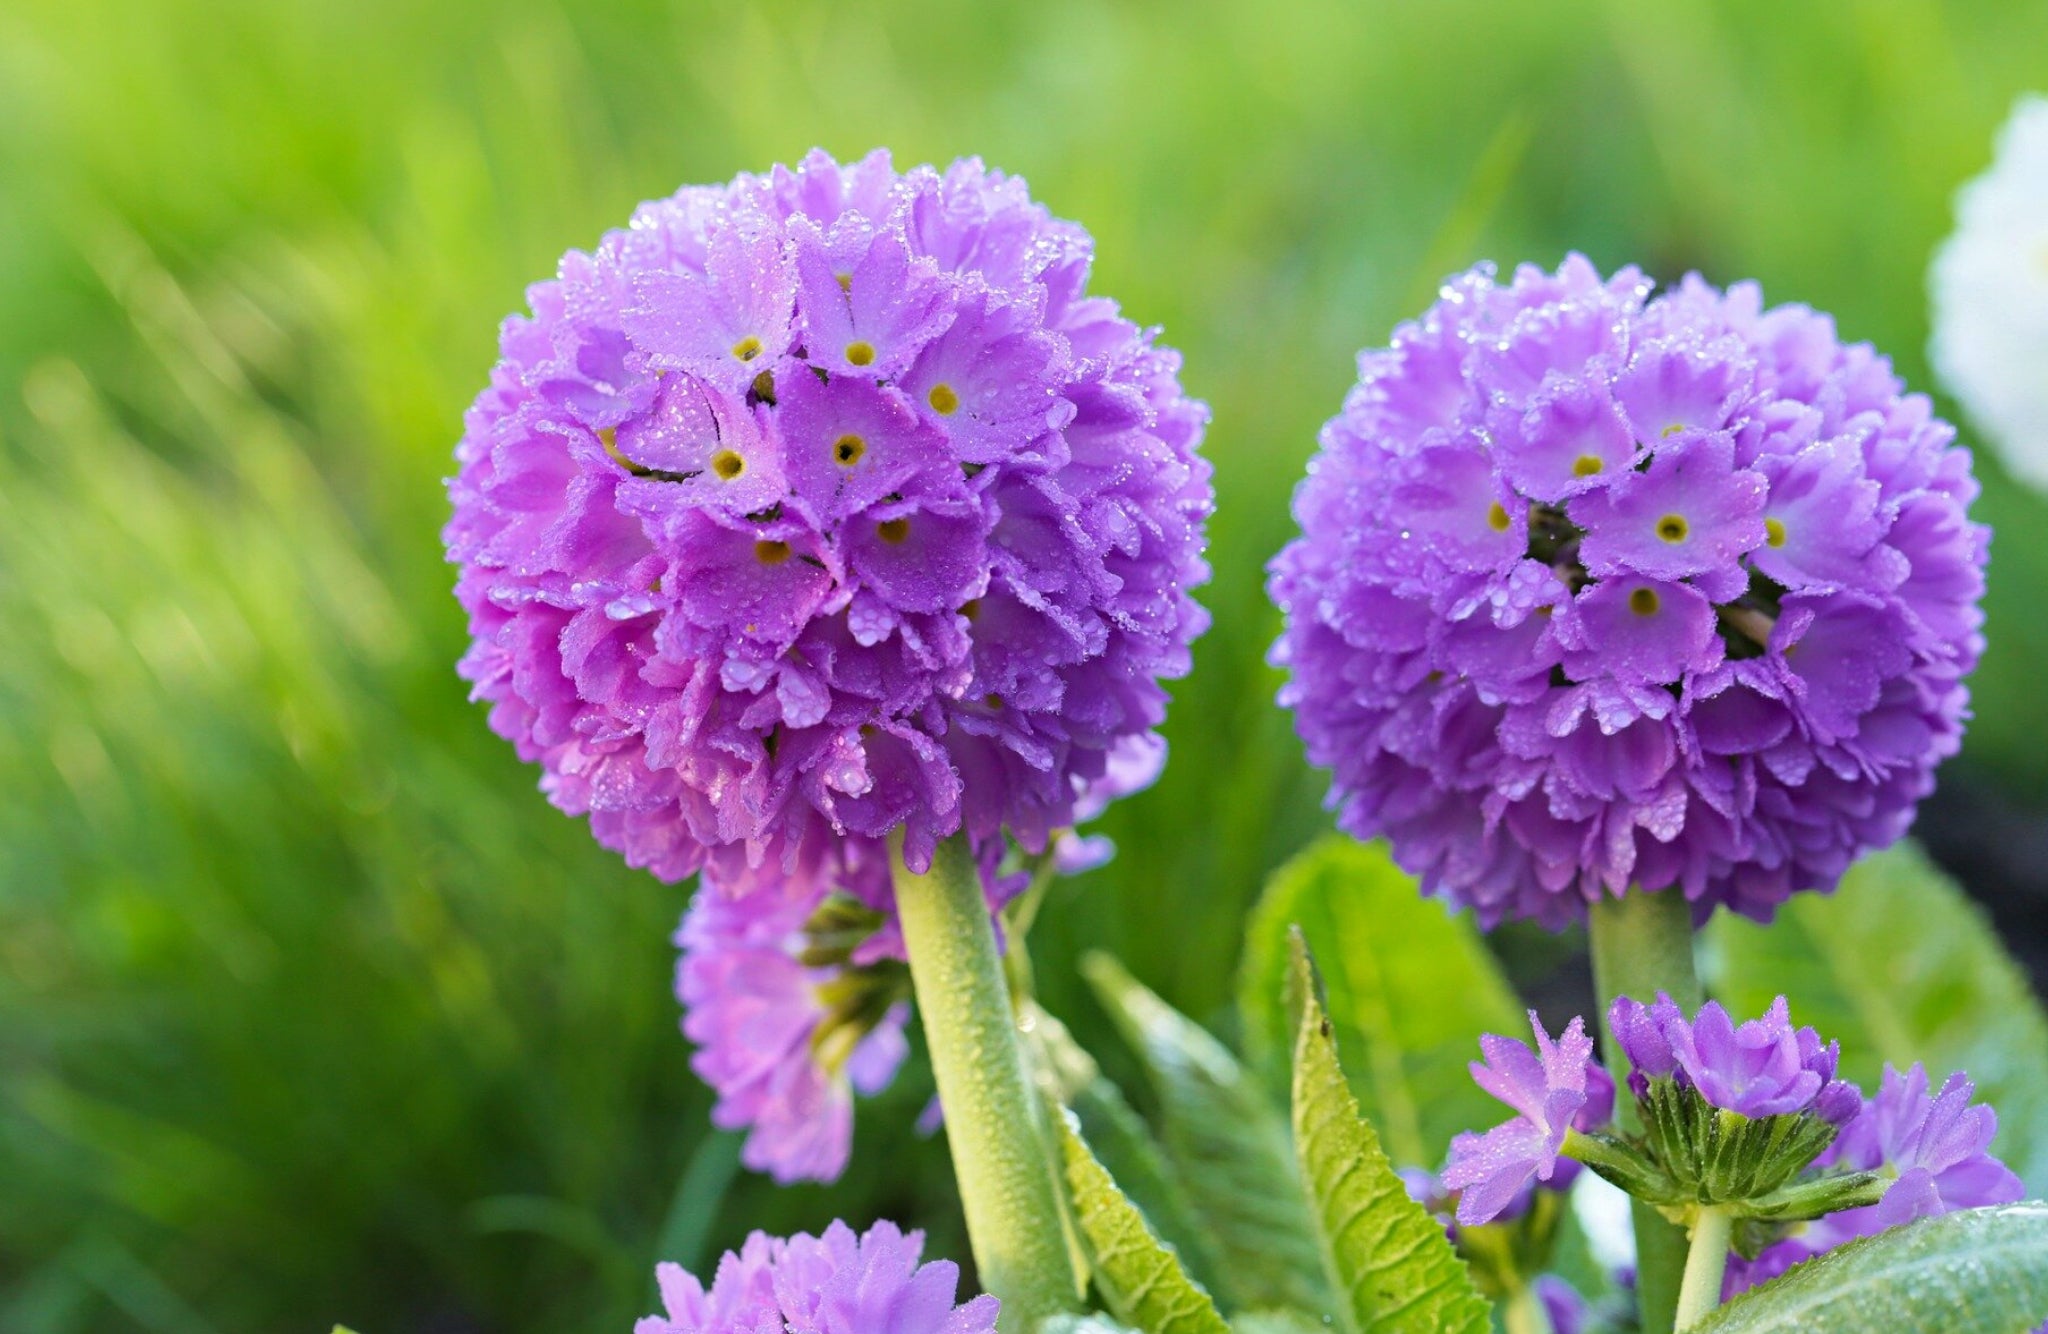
[{"x1": 1930, "y1": 95, "x2": 2048, "y2": 493}]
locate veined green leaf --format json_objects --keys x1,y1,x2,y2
[
  {"x1": 1082, "y1": 954, "x2": 1332, "y2": 1313},
  {"x1": 1289, "y1": 932, "x2": 1493, "y2": 1334},
  {"x1": 1240, "y1": 836, "x2": 1522, "y2": 1169},
  {"x1": 1058, "y1": 1115, "x2": 1231, "y2": 1334},
  {"x1": 1693, "y1": 1203, "x2": 2048, "y2": 1334},
  {"x1": 1026, "y1": 1004, "x2": 1235, "y2": 1307},
  {"x1": 1705, "y1": 843, "x2": 2048, "y2": 1188}
]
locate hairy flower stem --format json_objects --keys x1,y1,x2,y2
[
  {"x1": 1674, "y1": 1206, "x2": 1734, "y2": 1330},
  {"x1": 893, "y1": 833, "x2": 1077, "y2": 1332},
  {"x1": 1590, "y1": 890, "x2": 1703, "y2": 1334}
]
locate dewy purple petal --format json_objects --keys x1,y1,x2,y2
[
  {"x1": 448, "y1": 149, "x2": 1210, "y2": 887},
  {"x1": 1443, "y1": 1012, "x2": 1604, "y2": 1225},
  {"x1": 637, "y1": 1219, "x2": 999, "y2": 1334},
  {"x1": 1270, "y1": 255, "x2": 1986, "y2": 927}
]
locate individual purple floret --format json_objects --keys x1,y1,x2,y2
[
  {"x1": 1608, "y1": 994, "x2": 1858, "y2": 1121},
  {"x1": 1443, "y1": 1013, "x2": 1614, "y2": 1224},
  {"x1": 448, "y1": 149, "x2": 1210, "y2": 886},
  {"x1": 1724, "y1": 1063, "x2": 2025, "y2": 1298},
  {"x1": 1268, "y1": 255, "x2": 1987, "y2": 927},
  {"x1": 675, "y1": 842, "x2": 911, "y2": 1184},
  {"x1": 636, "y1": 1219, "x2": 999, "y2": 1334}
]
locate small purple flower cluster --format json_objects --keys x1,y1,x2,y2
[
  {"x1": 636, "y1": 1219, "x2": 998, "y2": 1334},
  {"x1": 447, "y1": 148, "x2": 1210, "y2": 887},
  {"x1": 674, "y1": 841, "x2": 913, "y2": 1184},
  {"x1": 1445, "y1": 996, "x2": 2020, "y2": 1235},
  {"x1": 1725, "y1": 1062, "x2": 2026, "y2": 1296},
  {"x1": 1270, "y1": 257, "x2": 1987, "y2": 927},
  {"x1": 1608, "y1": 994, "x2": 1859, "y2": 1122}
]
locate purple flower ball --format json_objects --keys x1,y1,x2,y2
[
  {"x1": 1608, "y1": 993, "x2": 1858, "y2": 1122},
  {"x1": 1269, "y1": 256, "x2": 1986, "y2": 927},
  {"x1": 448, "y1": 149, "x2": 1211, "y2": 884},
  {"x1": 636, "y1": 1219, "x2": 998, "y2": 1334},
  {"x1": 674, "y1": 841, "x2": 913, "y2": 1184}
]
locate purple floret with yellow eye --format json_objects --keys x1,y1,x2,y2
[{"x1": 1269, "y1": 255, "x2": 1986, "y2": 928}]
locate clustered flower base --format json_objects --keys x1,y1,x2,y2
[{"x1": 1270, "y1": 257, "x2": 1987, "y2": 927}]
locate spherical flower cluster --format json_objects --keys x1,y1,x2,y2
[
  {"x1": 447, "y1": 149, "x2": 1210, "y2": 885},
  {"x1": 636, "y1": 1219, "x2": 998, "y2": 1334},
  {"x1": 674, "y1": 841, "x2": 913, "y2": 1184},
  {"x1": 1442, "y1": 1012, "x2": 1615, "y2": 1225},
  {"x1": 1931, "y1": 95, "x2": 2048, "y2": 494},
  {"x1": 1609, "y1": 993, "x2": 1859, "y2": 1122},
  {"x1": 1724, "y1": 1062, "x2": 2025, "y2": 1297},
  {"x1": 1270, "y1": 256, "x2": 1987, "y2": 927}
]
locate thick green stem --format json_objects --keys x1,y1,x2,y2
[
  {"x1": 892, "y1": 833, "x2": 1076, "y2": 1331},
  {"x1": 1502, "y1": 1283, "x2": 1556, "y2": 1334},
  {"x1": 1674, "y1": 1207, "x2": 1734, "y2": 1330},
  {"x1": 1589, "y1": 890, "x2": 1702, "y2": 1334}
]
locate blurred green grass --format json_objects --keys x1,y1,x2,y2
[{"x1": 1, "y1": 0, "x2": 2045, "y2": 1329}]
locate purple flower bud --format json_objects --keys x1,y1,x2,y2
[
  {"x1": 449, "y1": 150, "x2": 1210, "y2": 885},
  {"x1": 1269, "y1": 256, "x2": 1986, "y2": 928},
  {"x1": 637, "y1": 1219, "x2": 998, "y2": 1334},
  {"x1": 1443, "y1": 1013, "x2": 1605, "y2": 1225}
]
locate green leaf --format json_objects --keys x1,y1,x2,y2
[
  {"x1": 1289, "y1": 932, "x2": 1493, "y2": 1334},
  {"x1": 1693, "y1": 1203, "x2": 2048, "y2": 1334},
  {"x1": 1082, "y1": 953, "x2": 1333, "y2": 1313},
  {"x1": 1025, "y1": 1003, "x2": 1236, "y2": 1308},
  {"x1": 1705, "y1": 842, "x2": 2048, "y2": 1188},
  {"x1": 1240, "y1": 836, "x2": 1523, "y2": 1169},
  {"x1": 1058, "y1": 1115, "x2": 1232, "y2": 1334}
]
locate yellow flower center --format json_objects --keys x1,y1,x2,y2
[
  {"x1": 928, "y1": 382, "x2": 960, "y2": 415},
  {"x1": 754, "y1": 539, "x2": 791, "y2": 565},
  {"x1": 877, "y1": 517, "x2": 911, "y2": 544},
  {"x1": 833, "y1": 434, "x2": 866, "y2": 467},
  {"x1": 1572, "y1": 454, "x2": 1604, "y2": 477},
  {"x1": 1629, "y1": 586, "x2": 1661, "y2": 616},
  {"x1": 1486, "y1": 501, "x2": 1512, "y2": 532},
  {"x1": 731, "y1": 335, "x2": 763, "y2": 363},
  {"x1": 711, "y1": 450, "x2": 746, "y2": 480},
  {"x1": 1656, "y1": 514, "x2": 1689, "y2": 543},
  {"x1": 845, "y1": 341, "x2": 876, "y2": 367},
  {"x1": 1765, "y1": 517, "x2": 1787, "y2": 548}
]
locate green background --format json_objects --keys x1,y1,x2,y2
[{"x1": 2, "y1": 0, "x2": 2044, "y2": 1329}]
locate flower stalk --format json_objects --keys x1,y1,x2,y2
[
  {"x1": 1674, "y1": 1206, "x2": 1734, "y2": 1330},
  {"x1": 1589, "y1": 890, "x2": 1702, "y2": 1334},
  {"x1": 892, "y1": 832, "x2": 1077, "y2": 1332}
]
